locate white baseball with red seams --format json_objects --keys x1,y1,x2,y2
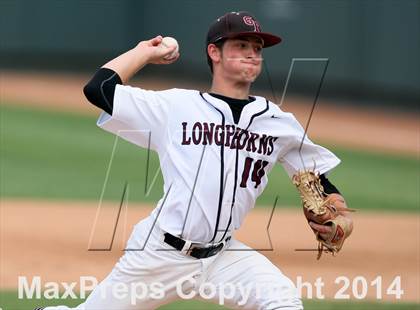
[{"x1": 160, "y1": 36, "x2": 179, "y2": 60}]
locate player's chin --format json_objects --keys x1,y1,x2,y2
[
  {"x1": 240, "y1": 70, "x2": 260, "y2": 82},
  {"x1": 245, "y1": 67, "x2": 261, "y2": 80},
  {"x1": 244, "y1": 75, "x2": 258, "y2": 83},
  {"x1": 238, "y1": 75, "x2": 258, "y2": 84}
]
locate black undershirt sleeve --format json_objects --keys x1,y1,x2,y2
[
  {"x1": 320, "y1": 174, "x2": 341, "y2": 195},
  {"x1": 83, "y1": 68, "x2": 122, "y2": 115}
]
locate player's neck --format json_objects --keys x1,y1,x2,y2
[{"x1": 210, "y1": 76, "x2": 250, "y2": 100}]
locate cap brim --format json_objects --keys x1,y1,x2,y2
[{"x1": 225, "y1": 31, "x2": 282, "y2": 47}]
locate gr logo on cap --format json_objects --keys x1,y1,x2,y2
[
  {"x1": 243, "y1": 15, "x2": 261, "y2": 32},
  {"x1": 206, "y1": 11, "x2": 282, "y2": 48}
]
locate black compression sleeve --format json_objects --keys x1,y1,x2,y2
[
  {"x1": 320, "y1": 174, "x2": 341, "y2": 195},
  {"x1": 83, "y1": 68, "x2": 122, "y2": 115}
]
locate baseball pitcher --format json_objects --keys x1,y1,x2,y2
[{"x1": 37, "y1": 11, "x2": 353, "y2": 310}]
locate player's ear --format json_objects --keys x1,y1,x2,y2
[{"x1": 207, "y1": 44, "x2": 222, "y2": 64}]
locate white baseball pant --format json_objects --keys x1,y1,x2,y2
[{"x1": 43, "y1": 215, "x2": 303, "y2": 309}]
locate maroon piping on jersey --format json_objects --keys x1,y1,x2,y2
[
  {"x1": 199, "y1": 93, "x2": 270, "y2": 243},
  {"x1": 218, "y1": 99, "x2": 269, "y2": 242},
  {"x1": 199, "y1": 92, "x2": 226, "y2": 243}
]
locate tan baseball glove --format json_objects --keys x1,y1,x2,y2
[{"x1": 293, "y1": 170, "x2": 354, "y2": 259}]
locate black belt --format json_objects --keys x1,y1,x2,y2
[{"x1": 163, "y1": 232, "x2": 231, "y2": 259}]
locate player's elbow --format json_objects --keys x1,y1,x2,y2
[
  {"x1": 83, "y1": 68, "x2": 121, "y2": 115},
  {"x1": 82, "y1": 75, "x2": 113, "y2": 115},
  {"x1": 83, "y1": 80, "x2": 100, "y2": 106}
]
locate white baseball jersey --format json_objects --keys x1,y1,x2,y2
[{"x1": 97, "y1": 86, "x2": 340, "y2": 244}]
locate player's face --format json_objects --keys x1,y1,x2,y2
[{"x1": 219, "y1": 36, "x2": 263, "y2": 83}]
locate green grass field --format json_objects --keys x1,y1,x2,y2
[
  {"x1": 1, "y1": 104, "x2": 418, "y2": 211},
  {"x1": 0, "y1": 290, "x2": 418, "y2": 310}
]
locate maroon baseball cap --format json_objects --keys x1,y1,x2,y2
[{"x1": 206, "y1": 11, "x2": 282, "y2": 48}]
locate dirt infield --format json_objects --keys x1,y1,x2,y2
[
  {"x1": 1, "y1": 199, "x2": 419, "y2": 303},
  {"x1": 1, "y1": 70, "x2": 418, "y2": 156}
]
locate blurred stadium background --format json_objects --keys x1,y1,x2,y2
[{"x1": 1, "y1": 0, "x2": 419, "y2": 109}]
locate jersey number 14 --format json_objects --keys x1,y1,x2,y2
[{"x1": 240, "y1": 157, "x2": 269, "y2": 188}]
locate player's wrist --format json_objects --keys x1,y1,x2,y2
[{"x1": 125, "y1": 44, "x2": 148, "y2": 67}]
